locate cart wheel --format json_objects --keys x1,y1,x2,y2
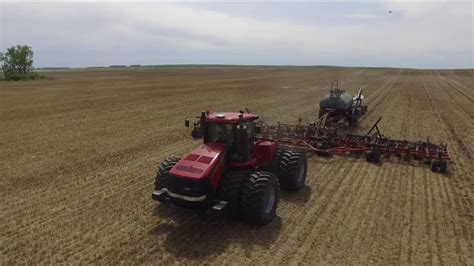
[
  {"x1": 430, "y1": 160, "x2": 439, "y2": 172},
  {"x1": 431, "y1": 159, "x2": 449, "y2": 172},
  {"x1": 403, "y1": 154, "x2": 411, "y2": 161},
  {"x1": 439, "y1": 160, "x2": 447, "y2": 173},
  {"x1": 315, "y1": 142, "x2": 331, "y2": 156},
  {"x1": 366, "y1": 150, "x2": 381, "y2": 163}
]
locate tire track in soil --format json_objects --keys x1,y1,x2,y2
[
  {"x1": 398, "y1": 75, "x2": 425, "y2": 264},
  {"x1": 423, "y1": 168, "x2": 443, "y2": 264},
  {"x1": 399, "y1": 162, "x2": 415, "y2": 263},
  {"x1": 358, "y1": 75, "x2": 401, "y2": 124},
  {"x1": 329, "y1": 158, "x2": 375, "y2": 255},
  {"x1": 224, "y1": 153, "x2": 355, "y2": 264},
  {"x1": 266, "y1": 157, "x2": 353, "y2": 264},
  {"x1": 337, "y1": 160, "x2": 383, "y2": 262},
  {"x1": 434, "y1": 71, "x2": 474, "y2": 121},
  {"x1": 352, "y1": 73, "x2": 411, "y2": 263},
  {"x1": 286, "y1": 158, "x2": 371, "y2": 264},
  {"x1": 426, "y1": 75, "x2": 473, "y2": 214},
  {"x1": 438, "y1": 71, "x2": 474, "y2": 104},
  {"x1": 420, "y1": 75, "x2": 472, "y2": 264},
  {"x1": 366, "y1": 163, "x2": 402, "y2": 263},
  {"x1": 309, "y1": 160, "x2": 371, "y2": 262},
  {"x1": 411, "y1": 75, "x2": 444, "y2": 264},
  {"x1": 423, "y1": 75, "x2": 464, "y2": 264},
  {"x1": 428, "y1": 74, "x2": 474, "y2": 158},
  {"x1": 383, "y1": 76, "x2": 429, "y2": 259},
  {"x1": 434, "y1": 163, "x2": 467, "y2": 263}
]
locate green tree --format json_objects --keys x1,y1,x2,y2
[{"x1": 1, "y1": 45, "x2": 35, "y2": 80}]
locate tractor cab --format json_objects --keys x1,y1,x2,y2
[
  {"x1": 181, "y1": 110, "x2": 280, "y2": 181},
  {"x1": 186, "y1": 111, "x2": 260, "y2": 162}
]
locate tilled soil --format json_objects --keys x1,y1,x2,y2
[{"x1": 1, "y1": 67, "x2": 472, "y2": 264}]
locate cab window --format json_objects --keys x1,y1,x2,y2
[{"x1": 207, "y1": 123, "x2": 235, "y2": 144}]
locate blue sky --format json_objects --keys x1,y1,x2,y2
[{"x1": 1, "y1": 1, "x2": 472, "y2": 69}]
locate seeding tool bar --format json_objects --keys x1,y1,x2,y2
[{"x1": 256, "y1": 117, "x2": 449, "y2": 172}]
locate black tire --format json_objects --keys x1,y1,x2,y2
[
  {"x1": 268, "y1": 148, "x2": 284, "y2": 176},
  {"x1": 348, "y1": 110, "x2": 359, "y2": 127},
  {"x1": 430, "y1": 159, "x2": 445, "y2": 172},
  {"x1": 439, "y1": 160, "x2": 447, "y2": 173},
  {"x1": 431, "y1": 160, "x2": 438, "y2": 172},
  {"x1": 403, "y1": 153, "x2": 411, "y2": 161},
  {"x1": 217, "y1": 170, "x2": 250, "y2": 218},
  {"x1": 315, "y1": 142, "x2": 331, "y2": 156},
  {"x1": 348, "y1": 116, "x2": 356, "y2": 127},
  {"x1": 366, "y1": 150, "x2": 381, "y2": 163},
  {"x1": 279, "y1": 150, "x2": 307, "y2": 191},
  {"x1": 241, "y1": 171, "x2": 279, "y2": 225},
  {"x1": 154, "y1": 157, "x2": 180, "y2": 190}
]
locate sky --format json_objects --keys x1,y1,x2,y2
[{"x1": 0, "y1": 1, "x2": 473, "y2": 69}]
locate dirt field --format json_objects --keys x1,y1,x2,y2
[{"x1": 1, "y1": 67, "x2": 473, "y2": 264}]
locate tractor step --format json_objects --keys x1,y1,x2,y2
[
  {"x1": 151, "y1": 189, "x2": 169, "y2": 202},
  {"x1": 211, "y1": 200, "x2": 228, "y2": 212}
]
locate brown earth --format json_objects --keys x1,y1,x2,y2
[{"x1": 1, "y1": 67, "x2": 473, "y2": 264}]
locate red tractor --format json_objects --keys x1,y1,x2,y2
[{"x1": 152, "y1": 111, "x2": 307, "y2": 225}]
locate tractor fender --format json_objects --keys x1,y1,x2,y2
[{"x1": 253, "y1": 140, "x2": 278, "y2": 168}]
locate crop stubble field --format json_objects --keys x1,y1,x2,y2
[{"x1": 1, "y1": 67, "x2": 473, "y2": 264}]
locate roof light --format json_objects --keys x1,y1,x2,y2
[{"x1": 216, "y1": 113, "x2": 225, "y2": 118}]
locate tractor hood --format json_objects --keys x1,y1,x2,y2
[{"x1": 170, "y1": 143, "x2": 225, "y2": 180}]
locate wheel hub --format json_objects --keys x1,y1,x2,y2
[
  {"x1": 297, "y1": 162, "x2": 305, "y2": 184},
  {"x1": 263, "y1": 184, "x2": 275, "y2": 214}
]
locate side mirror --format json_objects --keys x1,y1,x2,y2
[{"x1": 185, "y1": 119, "x2": 190, "y2": 127}]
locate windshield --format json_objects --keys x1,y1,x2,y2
[{"x1": 207, "y1": 123, "x2": 235, "y2": 144}]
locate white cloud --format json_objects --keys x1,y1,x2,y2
[{"x1": 0, "y1": 1, "x2": 472, "y2": 68}]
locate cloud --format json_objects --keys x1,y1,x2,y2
[{"x1": 0, "y1": 1, "x2": 472, "y2": 68}]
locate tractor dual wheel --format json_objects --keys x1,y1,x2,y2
[
  {"x1": 154, "y1": 156, "x2": 180, "y2": 190},
  {"x1": 241, "y1": 171, "x2": 280, "y2": 225},
  {"x1": 431, "y1": 160, "x2": 447, "y2": 173},
  {"x1": 269, "y1": 148, "x2": 284, "y2": 176},
  {"x1": 217, "y1": 170, "x2": 250, "y2": 218},
  {"x1": 279, "y1": 150, "x2": 307, "y2": 191}
]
